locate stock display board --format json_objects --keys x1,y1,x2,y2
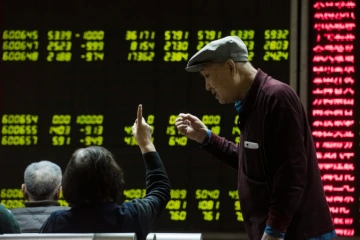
[
  {"x1": 0, "y1": 0, "x2": 292, "y2": 233},
  {"x1": 309, "y1": 0, "x2": 359, "y2": 236}
]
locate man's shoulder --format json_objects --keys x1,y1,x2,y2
[
  {"x1": 11, "y1": 206, "x2": 70, "y2": 214},
  {"x1": 262, "y1": 76, "x2": 295, "y2": 97},
  {"x1": 260, "y1": 75, "x2": 301, "y2": 111}
]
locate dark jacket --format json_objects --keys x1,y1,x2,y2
[
  {"x1": 39, "y1": 152, "x2": 171, "y2": 240},
  {"x1": 202, "y1": 70, "x2": 334, "y2": 239},
  {"x1": 11, "y1": 200, "x2": 70, "y2": 233},
  {"x1": 0, "y1": 203, "x2": 21, "y2": 234}
]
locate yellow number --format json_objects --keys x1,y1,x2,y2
[
  {"x1": 264, "y1": 29, "x2": 289, "y2": 40},
  {"x1": 244, "y1": 41, "x2": 255, "y2": 50},
  {"x1": 234, "y1": 201, "x2": 241, "y2": 210},
  {"x1": 164, "y1": 31, "x2": 171, "y2": 40},
  {"x1": 169, "y1": 211, "x2": 187, "y2": 221},
  {"x1": 64, "y1": 31, "x2": 72, "y2": 40},
  {"x1": 1, "y1": 136, "x2": 29, "y2": 145},
  {"x1": 65, "y1": 41, "x2": 72, "y2": 51},
  {"x1": 76, "y1": 115, "x2": 104, "y2": 125},
  {"x1": 0, "y1": 189, "x2": 23, "y2": 198},
  {"x1": 0, "y1": 189, "x2": 6, "y2": 198},
  {"x1": 211, "y1": 126, "x2": 221, "y2": 135},
  {"x1": 52, "y1": 136, "x2": 65, "y2": 146},
  {"x1": 55, "y1": 52, "x2": 71, "y2": 62},
  {"x1": 248, "y1": 51, "x2": 254, "y2": 61},
  {"x1": 2, "y1": 30, "x2": 26, "y2": 40},
  {"x1": 125, "y1": 31, "x2": 137, "y2": 40},
  {"x1": 264, "y1": 30, "x2": 271, "y2": 39},
  {"x1": 48, "y1": 31, "x2": 54, "y2": 40},
  {"x1": 282, "y1": 40, "x2": 289, "y2": 50},
  {"x1": 94, "y1": 126, "x2": 103, "y2": 135},
  {"x1": 123, "y1": 189, "x2": 146, "y2": 199},
  {"x1": 277, "y1": 30, "x2": 289, "y2": 39},
  {"x1": 180, "y1": 189, "x2": 187, "y2": 199},
  {"x1": 147, "y1": 115, "x2": 154, "y2": 124},
  {"x1": 196, "y1": 189, "x2": 220, "y2": 199},
  {"x1": 47, "y1": 52, "x2": 54, "y2": 61},
  {"x1": 52, "y1": 115, "x2": 71, "y2": 124},
  {"x1": 2, "y1": 41, "x2": 27, "y2": 51},
  {"x1": 202, "y1": 115, "x2": 221, "y2": 125},
  {"x1": 168, "y1": 136, "x2": 176, "y2": 146},
  {"x1": 166, "y1": 126, "x2": 176, "y2": 135},
  {"x1": 84, "y1": 126, "x2": 92, "y2": 135},
  {"x1": 198, "y1": 200, "x2": 214, "y2": 210},
  {"x1": 230, "y1": 30, "x2": 255, "y2": 39},
  {"x1": 166, "y1": 200, "x2": 181, "y2": 210},
  {"x1": 130, "y1": 41, "x2": 137, "y2": 51},
  {"x1": 236, "y1": 212, "x2": 244, "y2": 221},
  {"x1": 197, "y1": 41, "x2": 208, "y2": 50},
  {"x1": 263, "y1": 51, "x2": 288, "y2": 61},
  {"x1": 124, "y1": 136, "x2": 137, "y2": 146},
  {"x1": 202, "y1": 211, "x2": 213, "y2": 221},
  {"x1": 1, "y1": 200, "x2": 24, "y2": 209},
  {"x1": 83, "y1": 31, "x2": 105, "y2": 40},
  {"x1": 2, "y1": 51, "x2": 26, "y2": 61}
]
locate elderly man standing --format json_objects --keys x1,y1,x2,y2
[
  {"x1": 175, "y1": 36, "x2": 336, "y2": 240},
  {"x1": 11, "y1": 160, "x2": 69, "y2": 233}
]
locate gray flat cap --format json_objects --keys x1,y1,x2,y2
[{"x1": 185, "y1": 36, "x2": 248, "y2": 72}]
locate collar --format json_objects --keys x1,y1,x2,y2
[
  {"x1": 234, "y1": 100, "x2": 243, "y2": 113},
  {"x1": 238, "y1": 69, "x2": 269, "y2": 128},
  {"x1": 24, "y1": 200, "x2": 60, "y2": 208}
]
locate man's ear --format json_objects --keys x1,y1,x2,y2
[
  {"x1": 21, "y1": 184, "x2": 28, "y2": 200},
  {"x1": 54, "y1": 186, "x2": 61, "y2": 200},
  {"x1": 226, "y1": 59, "x2": 236, "y2": 75}
]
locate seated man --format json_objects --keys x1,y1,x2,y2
[
  {"x1": 0, "y1": 203, "x2": 21, "y2": 234},
  {"x1": 40, "y1": 104, "x2": 171, "y2": 240},
  {"x1": 11, "y1": 160, "x2": 69, "y2": 233}
]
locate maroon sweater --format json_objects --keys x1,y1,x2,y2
[{"x1": 202, "y1": 70, "x2": 334, "y2": 239}]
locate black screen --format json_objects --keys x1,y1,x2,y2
[{"x1": 0, "y1": 0, "x2": 291, "y2": 233}]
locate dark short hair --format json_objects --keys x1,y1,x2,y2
[{"x1": 62, "y1": 146, "x2": 124, "y2": 206}]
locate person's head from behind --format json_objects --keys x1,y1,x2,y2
[
  {"x1": 22, "y1": 160, "x2": 62, "y2": 202},
  {"x1": 62, "y1": 146, "x2": 124, "y2": 206},
  {"x1": 185, "y1": 36, "x2": 257, "y2": 104}
]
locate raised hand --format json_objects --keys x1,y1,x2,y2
[
  {"x1": 175, "y1": 113, "x2": 209, "y2": 144},
  {"x1": 132, "y1": 104, "x2": 156, "y2": 153}
]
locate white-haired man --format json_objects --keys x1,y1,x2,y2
[{"x1": 11, "y1": 160, "x2": 69, "y2": 233}]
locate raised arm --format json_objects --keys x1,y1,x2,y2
[{"x1": 129, "y1": 104, "x2": 171, "y2": 237}]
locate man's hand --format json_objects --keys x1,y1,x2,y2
[
  {"x1": 132, "y1": 104, "x2": 156, "y2": 153},
  {"x1": 175, "y1": 113, "x2": 209, "y2": 144},
  {"x1": 261, "y1": 232, "x2": 283, "y2": 240}
]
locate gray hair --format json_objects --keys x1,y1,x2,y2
[{"x1": 24, "y1": 160, "x2": 62, "y2": 200}]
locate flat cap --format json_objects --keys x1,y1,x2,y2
[{"x1": 185, "y1": 36, "x2": 248, "y2": 72}]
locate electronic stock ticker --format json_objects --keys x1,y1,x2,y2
[{"x1": 2, "y1": 0, "x2": 356, "y2": 235}]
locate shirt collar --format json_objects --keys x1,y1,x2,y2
[
  {"x1": 237, "y1": 69, "x2": 269, "y2": 126},
  {"x1": 24, "y1": 200, "x2": 61, "y2": 207}
]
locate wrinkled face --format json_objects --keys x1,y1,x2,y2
[{"x1": 200, "y1": 61, "x2": 240, "y2": 104}]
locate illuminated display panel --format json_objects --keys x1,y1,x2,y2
[
  {"x1": 0, "y1": 0, "x2": 292, "y2": 233},
  {"x1": 309, "y1": 0, "x2": 358, "y2": 236}
]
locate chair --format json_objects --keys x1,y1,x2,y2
[
  {"x1": 0, "y1": 233, "x2": 138, "y2": 240},
  {"x1": 147, "y1": 233, "x2": 202, "y2": 240}
]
